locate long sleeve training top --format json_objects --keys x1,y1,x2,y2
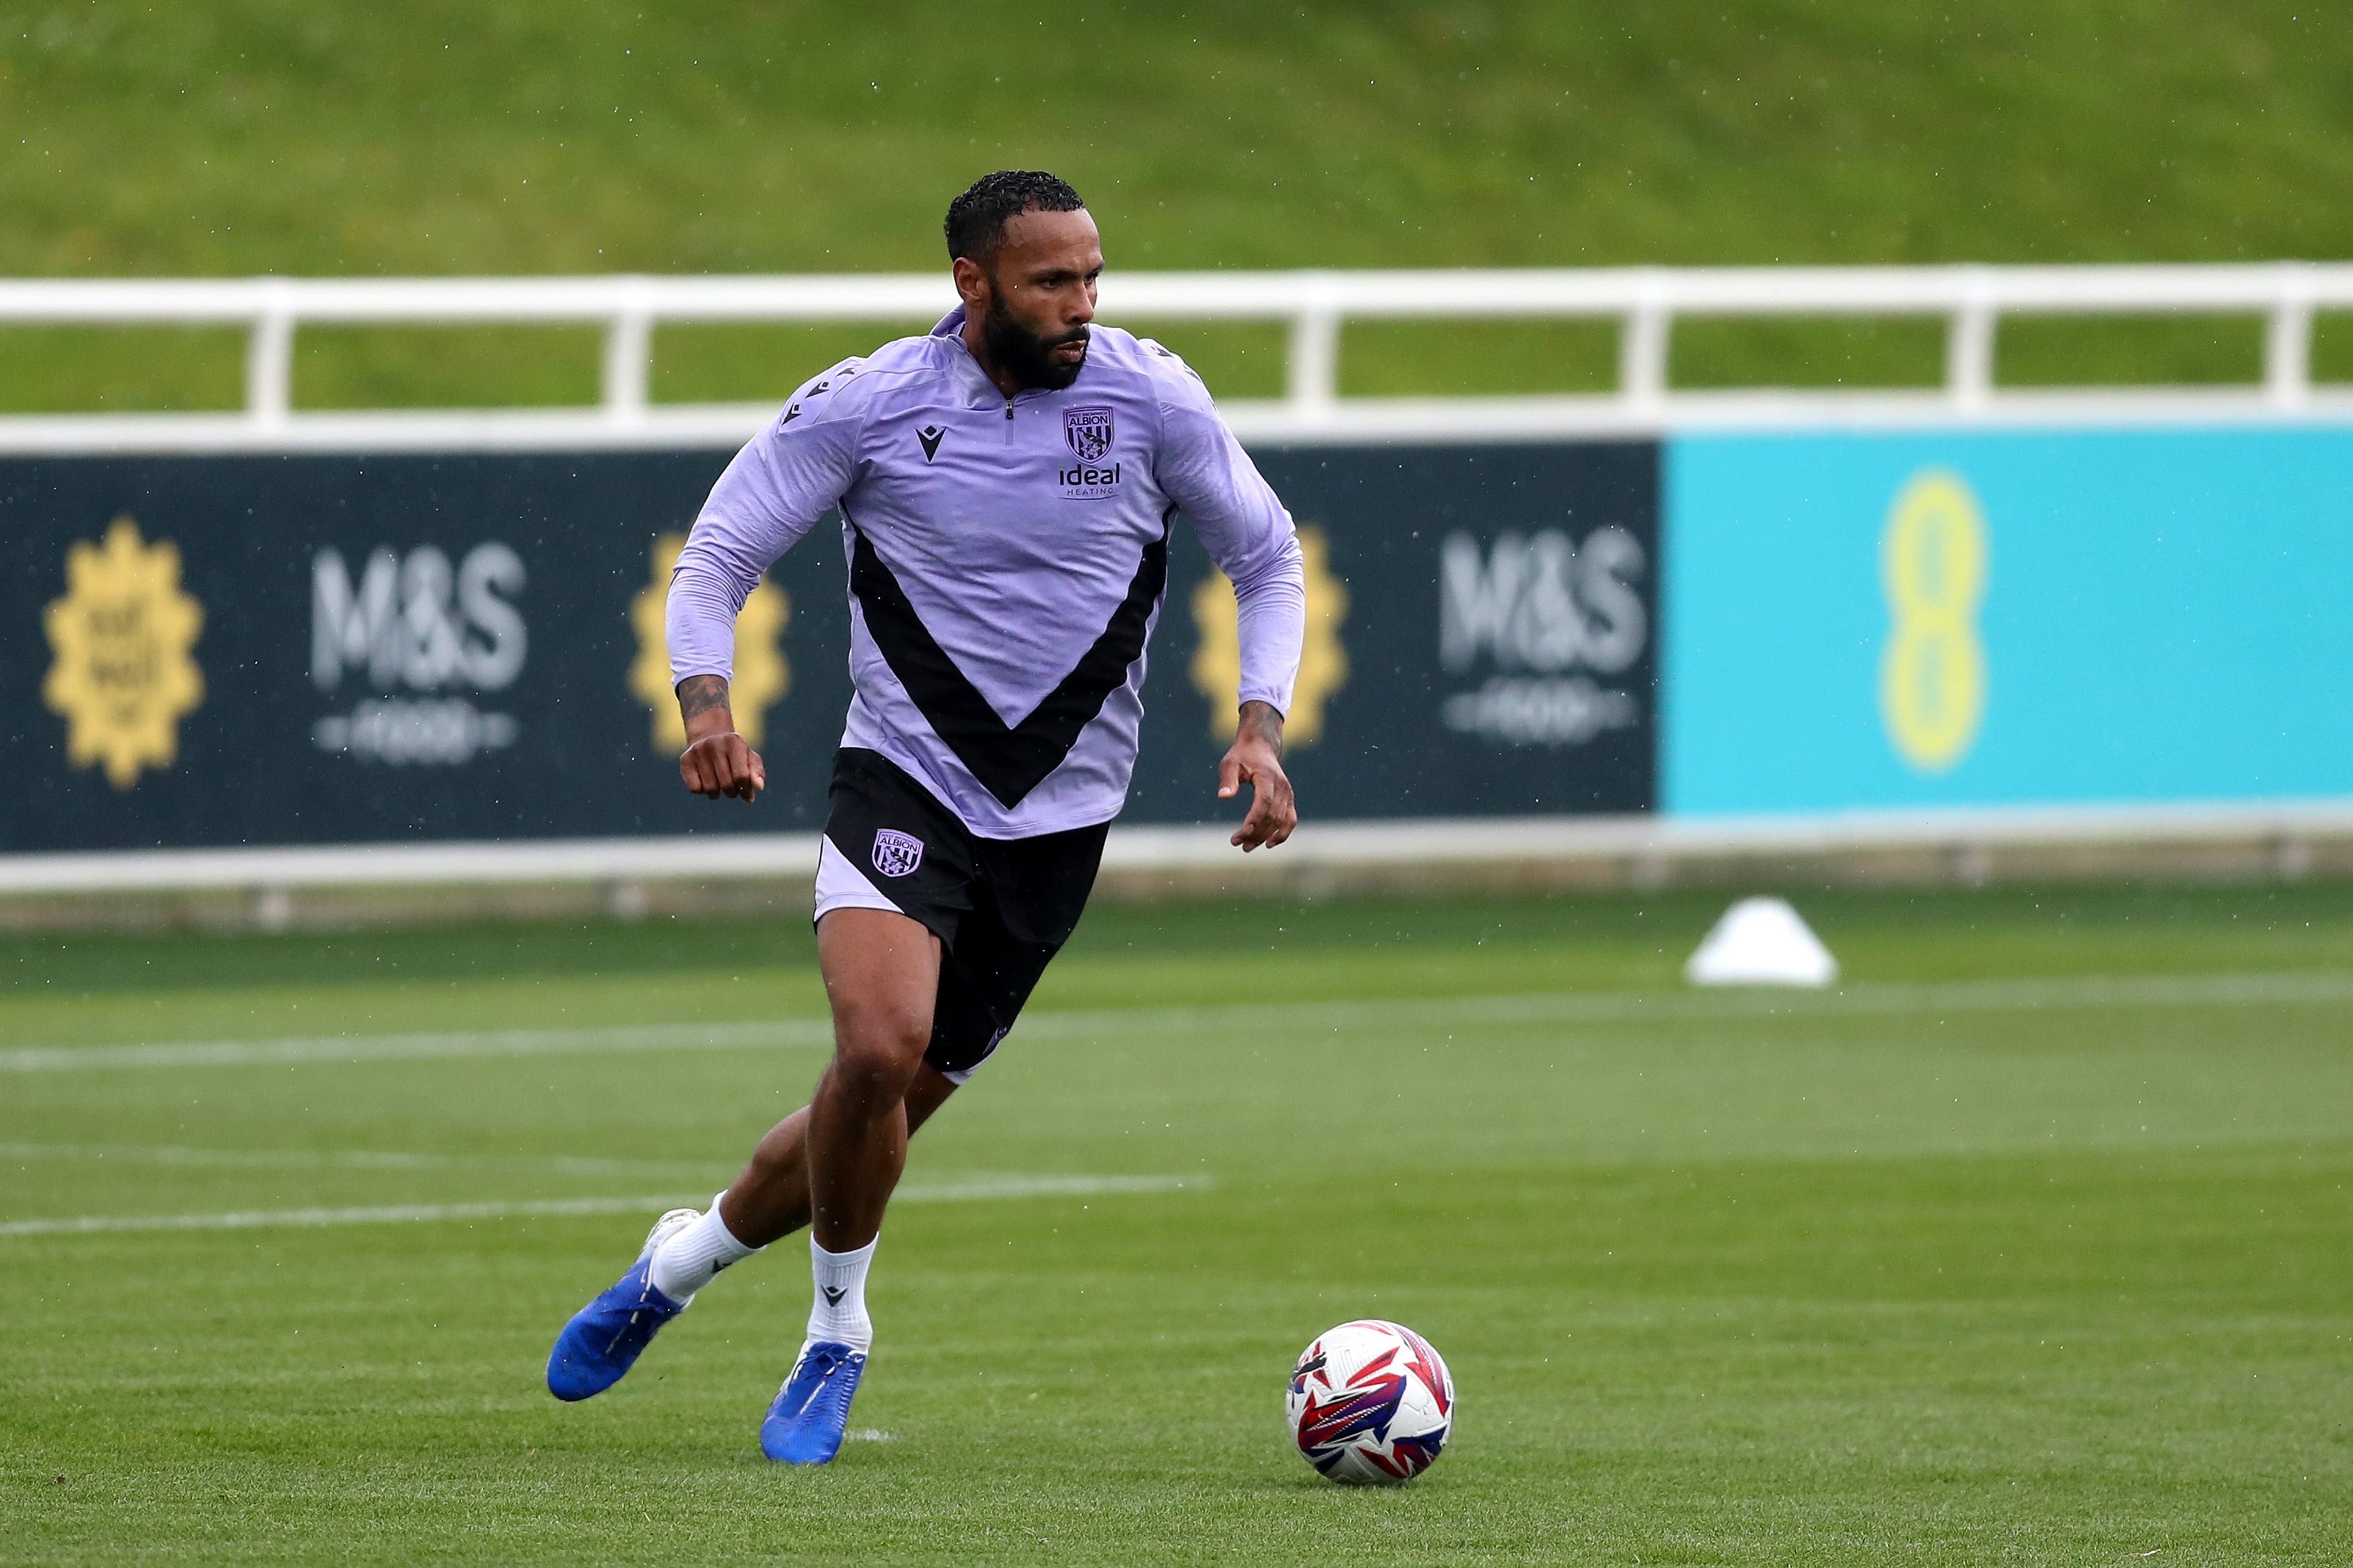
[{"x1": 666, "y1": 305, "x2": 1306, "y2": 838}]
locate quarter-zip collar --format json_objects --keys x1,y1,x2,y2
[
  {"x1": 933, "y1": 305, "x2": 1006, "y2": 412},
  {"x1": 931, "y1": 305, "x2": 1068, "y2": 416}
]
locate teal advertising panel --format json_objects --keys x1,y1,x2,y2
[{"x1": 1663, "y1": 427, "x2": 2353, "y2": 815}]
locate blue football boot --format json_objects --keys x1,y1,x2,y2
[
  {"x1": 760, "y1": 1339, "x2": 869, "y2": 1464},
  {"x1": 545, "y1": 1207, "x2": 700, "y2": 1402}
]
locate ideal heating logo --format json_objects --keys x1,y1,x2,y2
[
  {"x1": 1436, "y1": 527, "x2": 1648, "y2": 745},
  {"x1": 309, "y1": 544, "x2": 527, "y2": 766}
]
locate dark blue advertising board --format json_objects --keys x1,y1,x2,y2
[
  {"x1": 1133, "y1": 442, "x2": 1657, "y2": 823},
  {"x1": 0, "y1": 442, "x2": 1659, "y2": 852}
]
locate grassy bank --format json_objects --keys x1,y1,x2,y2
[{"x1": 6, "y1": 2, "x2": 2353, "y2": 407}]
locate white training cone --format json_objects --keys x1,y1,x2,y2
[{"x1": 1685, "y1": 897, "x2": 1838, "y2": 988}]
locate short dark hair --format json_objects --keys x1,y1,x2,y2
[{"x1": 945, "y1": 171, "x2": 1085, "y2": 265}]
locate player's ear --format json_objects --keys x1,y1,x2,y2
[{"x1": 952, "y1": 255, "x2": 991, "y2": 310}]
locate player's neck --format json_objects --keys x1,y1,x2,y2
[{"x1": 958, "y1": 315, "x2": 1025, "y2": 401}]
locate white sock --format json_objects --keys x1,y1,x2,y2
[
  {"x1": 648, "y1": 1193, "x2": 760, "y2": 1305},
  {"x1": 808, "y1": 1236, "x2": 877, "y2": 1352}
]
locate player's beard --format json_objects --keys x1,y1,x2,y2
[{"x1": 983, "y1": 301, "x2": 1089, "y2": 391}]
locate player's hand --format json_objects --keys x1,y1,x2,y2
[
  {"x1": 681, "y1": 730, "x2": 766, "y2": 801},
  {"x1": 1218, "y1": 700, "x2": 1296, "y2": 852},
  {"x1": 675, "y1": 676, "x2": 764, "y2": 802}
]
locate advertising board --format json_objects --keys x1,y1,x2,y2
[
  {"x1": 1133, "y1": 442, "x2": 1657, "y2": 825},
  {"x1": 1, "y1": 442, "x2": 1660, "y2": 852},
  {"x1": 1663, "y1": 428, "x2": 2353, "y2": 816}
]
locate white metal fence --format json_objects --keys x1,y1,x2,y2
[
  {"x1": 10, "y1": 263, "x2": 2353, "y2": 902},
  {"x1": 5, "y1": 263, "x2": 2353, "y2": 451}
]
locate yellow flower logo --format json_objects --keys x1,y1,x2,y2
[
  {"x1": 43, "y1": 517, "x2": 206, "y2": 790},
  {"x1": 1190, "y1": 525, "x2": 1349, "y2": 745},
  {"x1": 629, "y1": 533, "x2": 791, "y2": 751}
]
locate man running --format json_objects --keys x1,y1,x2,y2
[{"x1": 545, "y1": 170, "x2": 1306, "y2": 1464}]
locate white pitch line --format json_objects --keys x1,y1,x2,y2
[
  {"x1": 1013, "y1": 969, "x2": 2353, "y2": 1042},
  {"x1": 8, "y1": 969, "x2": 2353, "y2": 1074},
  {"x1": 0, "y1": 1193, "x2": 698, "y2": 1237},
  {"x1": 0, "y1": 1017, "x2": 837, "y2": 1073},
  {"x1": 0, "y1": 1142, "x2": 743, "y2": 1178},
  {"x1": 0, "y1": 1172, "x2": 1210, "y2": 1238}
]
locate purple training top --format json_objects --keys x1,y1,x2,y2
[{"x1": 667, "y1": 306, "x2": 1306, "y2": 839}]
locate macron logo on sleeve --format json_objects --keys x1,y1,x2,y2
[{"x1": 917, "y1": 426, "x2": 946, "y2": 462}]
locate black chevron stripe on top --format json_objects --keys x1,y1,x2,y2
[{"x1": 846, "y1": 512, "x2": 1173, "y2": 809}]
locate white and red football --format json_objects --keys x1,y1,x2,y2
[{"x1": 1285, "y1": 1318, "x2": 1454, "y2": 1485}]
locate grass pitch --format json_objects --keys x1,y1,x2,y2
[{"x1": 3, "y1": 882, "x2": 2351, "y2": 1564}]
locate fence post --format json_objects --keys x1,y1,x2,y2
[
  {"x1": 602, "y1": 280, "x2": 654, "y2": 425},
  {"x1": 1945, "y1": 268, "x2": 1995, "y2": 412},
  {"x1": 1619, "y1": 270, "x2": 1670, "y2": 412},
  {"x1": 2265, "y1": 262, "x2": 2313, "y2": 410},
  {"x1": 1287, "y1": 271, "x2": 1340, "y2": 415},
  {"x1": 245, "y1": 280, "x2": 296, "y2": 430}
]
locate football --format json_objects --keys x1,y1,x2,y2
[{"x1": 1285, "y1": 1319, "x2": 1454, "y2": 1484}]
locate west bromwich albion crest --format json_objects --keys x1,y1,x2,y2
[
  {"x1": 872, "y1": 828, "x2": 924, "y2": 878},
  {"x1": 1063, "y1": 406, "x2": 1114, "y2": 463}
]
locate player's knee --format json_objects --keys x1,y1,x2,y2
[{"x1": 828, "y1": 1007, "x2": 929, "y2": 1103}]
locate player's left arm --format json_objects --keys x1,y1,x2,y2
[
  {"x1": 1219, "y1": 698, "x2": 1294, "y2": 851},
  {"x1": 1148, "y1": 354, "x2": 1307, "y2": 850}
]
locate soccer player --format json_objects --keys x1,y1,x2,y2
[{"x1": 545, "y1": 171, "x2": 1306, "y2": 1463}]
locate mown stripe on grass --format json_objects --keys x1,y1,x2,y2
[
  {"x1": 0, "y1": 1173, "x2": 1210, "y2": 1238},
  {"x1": 8, "y1": 969, "x2": 2353, "y2": 1074}
]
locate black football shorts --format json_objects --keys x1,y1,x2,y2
[{"x1": 815, "y1": 747, "x2": 1109, "y2": 1083}]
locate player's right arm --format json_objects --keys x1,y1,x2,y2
[
  {"x1": 666, "y1": 366, "x2": 865, "y2": 802},
  {"x1": 675, "y1": 673, "x2": 764, "y2": 800}
]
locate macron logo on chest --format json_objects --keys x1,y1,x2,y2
[{"x1": 895, "y1": 404, "x2": 1123, "y2": 494}]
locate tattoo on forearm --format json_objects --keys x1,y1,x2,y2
[
  {"x1": 676, "y1": 674, "x2": 731, "y2": 723},
  {"x1": 1237, "y1": 700, "x2": 1285, "y2": 755}
]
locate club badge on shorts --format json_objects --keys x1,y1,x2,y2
[
  {"x1": 872, "y1": 829, "x2": 924, "y2": 878},
  {"x1": 1063, "y1": 405, "x2": 1114, "y2": 462}
]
